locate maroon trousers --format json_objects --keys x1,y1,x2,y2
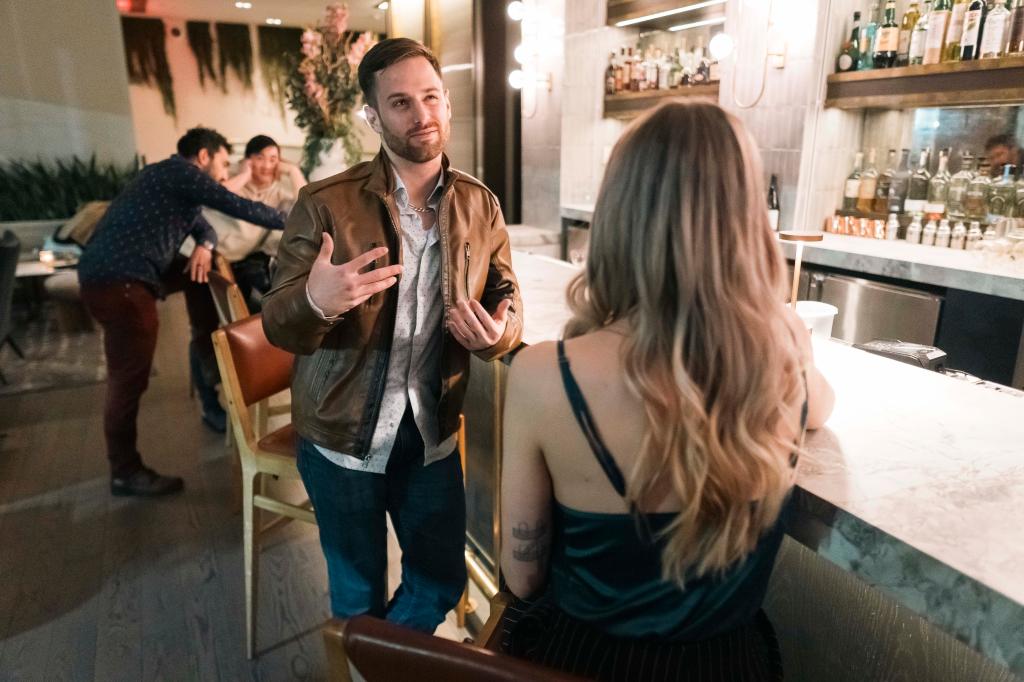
[{"x1": 80, "y1": 265, "x2": 218, "y2": 477}]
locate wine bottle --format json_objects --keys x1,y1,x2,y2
[
  {"x1": 874, "y1": 0, "x2": 901, "y2": 67},
  {"x1": 960, "y1": 1, "x2": 987, "y2": 60},
  {"x1": 924, "y1": 0, "x2": 953, "y2": 64},
  {"x1": 768, "y1": 174, "x2": 780, "y2": 231},
  {"x1": 980, "y1": 0, "x2": 1011, "y2": 58},
  {"x1": 844, "y1": 152, "x2": 864, "y2": 211},
  {"x1": 943, "y1": 0, "x2": 969, "y2": 61},
  {"x1": 898, "y1": 2, "x2": 922, "y2": 65},
  {"x1": 910, "y1": 1, "x2": 933, "y2": 64},
  {"x1": 837, "y1": 11, "x2": 862, "y2": 72}
]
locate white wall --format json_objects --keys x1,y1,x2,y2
[{"x1": 0, "y1": 0, "x2": 137, "y2": 164}]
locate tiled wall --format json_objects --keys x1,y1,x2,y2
[{"x1": 559, "y1": 0, "x2": 633, "y2": 208}]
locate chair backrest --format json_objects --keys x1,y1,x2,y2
[
  {"x1": 213, "y1": 251, "x2": 236, "y2": 282},
  {"x1": 323, "y1": 616, "x2": 587, "y2": 682},
  {"x1": 0, "y1": 231, "x2": 21, "y2": 342},
  {"x1": 213, "y1": 314, "x2": 293, "y2": 443},
  {"x1": 207, "y1": 270, "x2": 250, "y2": 327}
]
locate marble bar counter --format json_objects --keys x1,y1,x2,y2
[
  {"x1": 508, "y1": 250, "x2": 1024, "y2": 674},
  {"x1": 559, "y1": 204, "x2": 1024, "y2": 301}
]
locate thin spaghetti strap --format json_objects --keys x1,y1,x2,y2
[{"x1": 556, "y1": 340, "x2": 628, "y2": 498}]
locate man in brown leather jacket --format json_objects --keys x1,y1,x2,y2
[{"x1": 262, "y1": 38, "x2": 522, "y2": 632}]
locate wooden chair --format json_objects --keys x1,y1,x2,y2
[
  {"x1": 322, "y1": 593, "x2": 587, "y2": 681},
  {"x1": 207, "y1": 270, "x2": 250, "y2": 328},
  {"x1": 212, "y1": 314, "x2": 315, "y2": 659}
]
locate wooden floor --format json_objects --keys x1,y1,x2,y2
[{"x1": 0, "y1": 297, "x2": 467, "y2": 681}]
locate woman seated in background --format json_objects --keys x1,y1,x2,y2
[
  {"x1": 208, "y1": 134, "x2": 307, "y2": 311},
  {"x1": 500, "y1": 101, "x2": 834, "y2": 682}
]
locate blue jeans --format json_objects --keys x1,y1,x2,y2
[{"x1": 296, "y1": 406, "x2": 467, "y2": 633}]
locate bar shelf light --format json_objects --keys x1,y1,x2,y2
[{"x1": 614, "y1": 0, "x2": 727, "y2": 28}]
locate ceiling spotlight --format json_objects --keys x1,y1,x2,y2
[
  {"x1": 234, "y1": 1, "x2": 252, "y2": 9},
  {"x1": 376, "y1": 1, "x2": 389, "y2": 10},
  {"x1": 265, "y1": 17, "x2": 282, "y2": 25},
  {"x1": 507, "y1": 1, "x2": 525, "y2": 21}
]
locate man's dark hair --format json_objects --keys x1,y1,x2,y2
[
  {"x1": 177, "y1": 127, "x2": 230, "y2": 159},
  {"x1": 984, "y1": 133, "x2": 1018, "y2": 151},
  {"x1": 357, "y1": 38, "x2": 442, "y2": 109},
  {"x1": 244, "y1": 134, "x2": 279, "y2": 158}
]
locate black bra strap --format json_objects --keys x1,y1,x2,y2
[{"x1": 557, "y1": 340, "x2": 628, "y2": 498}]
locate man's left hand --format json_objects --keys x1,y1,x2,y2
[
  {"x1": 189, "y1": 245, "x2": 213, "y2": 283},
  {"x1": 448, "y1": 298, "x2": 512, "y2": 351}
]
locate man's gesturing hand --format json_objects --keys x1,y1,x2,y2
[
  {"x1": 306, "y1": 233, "x2": 402, "y2": 318},
  {"x1": 447, "y1": 298, "x2": 512, "y2": 351}
]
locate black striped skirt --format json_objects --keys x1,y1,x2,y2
[{"x1": 501, "y1": 599, "x2": 783, "y2": 682}]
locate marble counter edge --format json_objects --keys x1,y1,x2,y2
[
  {"x1": 780, "y1": 241, "x2": 1024, "y2": 302},
  {"x1": 788, "y1": 487, "x2": 1024, "y2": 675}
]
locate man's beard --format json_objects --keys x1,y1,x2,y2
[{"x1": 380, "y1": 118, "x2": 449, "y2": 163}]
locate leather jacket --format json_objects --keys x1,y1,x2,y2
[{"x1": 262, "y1": 151, "x2": 523, "y2": 456}]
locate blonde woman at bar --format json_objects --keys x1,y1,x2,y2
[{"x1": 500, "y1": 100, "x2": 834, "y2": 682}]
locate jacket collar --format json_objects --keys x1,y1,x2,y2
[{"x1": 364, "y1": 148, "x2": 454, "y2": 198}]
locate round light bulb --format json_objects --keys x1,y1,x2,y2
[
  {"x1": 513, "y1": 44, "x2": 527, "y2": 64},
  {"x1": 508, "y1": 69, "x2": 525, "y2": 89},
  {"x1": 507, "y1": 1, "x2": 525, "y2": 21},
  {"x1": 709, "y1": 33, "x2": 734, "y2": 61}
]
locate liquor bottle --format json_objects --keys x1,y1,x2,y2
[
  {"x1": 887, "y1": 148, "x2": 913, "y2": 213},
  {"x1": 910, "y1": 1, "x2": 933, "y2": 64},
  {"x1": 874, "y1": 149, "x2": 898, "y2": 214},
  {"x1": 1013, "y1": 172, "x2": 1024, "y2": 237},
  {"x1": 964, "y1": 166, "x2": 992, "y2": 222},
  {"x1": 1009, "y1": 0, "x2": 1024, "y2": 54},
  {"x1": 906, "y1": 214, "x2": 923, "y2": 243},
  {"x1": 980, "y1": 0, "x2": 1011, "y2": 58},
  {"x1": 966, "y1": 221, "x2": 983, "y2": 248},
  {"x1": 695, "y1": 38, "x2": 711, "y2": 84},
  {"x1": 844, "y1": 151, "x2": 864, "y2": 211},
  {"x1": 989, "y1": 164, "x2": 1017, "y2": 224},
  {"x1": 922, "y1": 218, "x2": 938, "y2": 245},
  {"x1": 947, "y1": 152, "x2": 975, "y2": 219},
  {"x1": 858, "y1": 149, "x2": 880, "y2": 213},
  {"x1": 924, "y1": 0, "x2": 953, "y2": 64},
  {"x1": 768, "y1": 174, "x2": 781, "y2": 231},
  {"x1": 951, "y1": 221, "x2": 967, "y2": 248},
  {"x1": 925, "y1": 149, "x2": 951, "y2": 218},
  {"x1": 960, "y1": 1, "x2": 988, "y2": 60},
  {"x1": 936, "y1": 219, "x2": 952, "y2": 247},
  {"x1": 605, "y1": 53, "x2": 617, "y2": 95},
  {"x1": 874, "y1": 0, "x2": 901, "y2": 67},
  {"x1": 886, "y1": 213, "x2": 901, "y2": 239},
  {"x1": 943, "y1": 0, "x2": 969, "y2": 61},
  {"x1": 899, "y1": 2, "x2": 921, "y2": 65},
  {"x1": 862, "y1": 1, "x2": 882, "y2": 69},
  {"x1": 837, "y1": 11, "x2": 863, "y2": 71},
  {"x1": 906, "y1": 148, "x2": 933, "y2": 214}
]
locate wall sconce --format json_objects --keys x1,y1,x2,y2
[{"x1": 506, "y1": 0, "x2": 553, "y2": 101}]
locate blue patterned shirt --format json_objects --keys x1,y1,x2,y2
[{"x1": 78, "y1": 155, "x2": 285, "y2": 295}]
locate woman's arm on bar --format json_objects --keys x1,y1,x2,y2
[{"x1": 500, "y1": 344, "x2": 554, "y2": 600}]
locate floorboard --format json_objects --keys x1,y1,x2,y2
[{"x1": 0, "y1": 295, "x2": 470, "y2": 681}]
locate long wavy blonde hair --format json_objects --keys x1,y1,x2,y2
[{"x1": 565, "y1": 101, "x2": 804, "y2": 585}]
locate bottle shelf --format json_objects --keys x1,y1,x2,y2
[
  {"x1": 825, "y1": 55, "x2": 1024, "y2": 110},
  {"x1": 603, "y1": 83, "x2": 720, "y2": 119}
]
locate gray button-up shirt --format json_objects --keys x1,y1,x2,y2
[{"x1": 315, "y1": 171, "x2": 457, "y2": 473}]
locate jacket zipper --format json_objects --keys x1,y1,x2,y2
[
  {"x1": 463, "y1": 242, "x2": 471, "y2": 299},
  {"x1": 360, "y1": 194, "x2": 402, "y2": 452}
]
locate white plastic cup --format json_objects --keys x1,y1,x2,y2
[{"x1": 795, "y1": 301, "x2": 838, "y2": 338}]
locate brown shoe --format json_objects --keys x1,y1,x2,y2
[{"x1": 111, "y1": 466, "x2": 185, "y2": 497}]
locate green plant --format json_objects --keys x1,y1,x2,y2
[
  {"x1": 216, "y1": 22, "x2": 254, "y2": 93},
  {"x1": 286, "y1": 4, "x2": 376, "y2": 176},
  {"x1": 121, "y1": 16, "x2": 176, "y2": 118},
  {"x1": 186, "y1": 21, "x2": 218, "y2": 89},
  {"x1": 258, "y1": 25, "x2": 304, "y2": 116},
  {"x1": 0, "y1": 156, "x2": 143, "y2": 221}
]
